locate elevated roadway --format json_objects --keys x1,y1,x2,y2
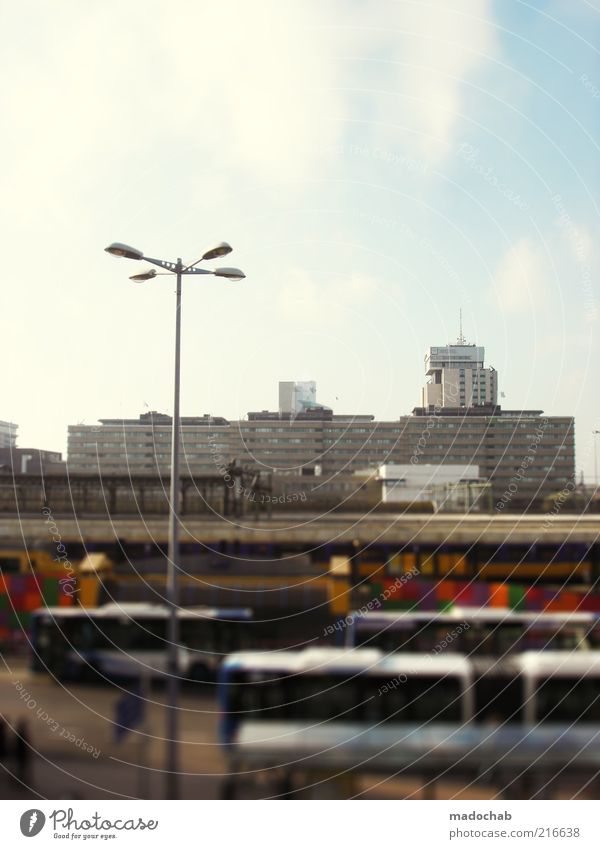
[{"x1": 2, "y1": 512, "x2": 599, "y2": 548}]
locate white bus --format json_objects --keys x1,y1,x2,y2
[
  {"x1": 31, "y1": 603, "x2": 252, "y2": 681},
  {"x1": 346, "y1": 608, "x2": 600, "y2": 654},
  {"x1": 219, "y1": 647, "x2": 473, "y2": 745},
  {"x1": 218, "y1": 647, "x2": 600, "y2": 797},
  {"x1": 518, "y1": 651, "x2": 600, "y2": 724}
]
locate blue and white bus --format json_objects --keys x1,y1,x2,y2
[
  {"x1": 345, "y1": 608, "x2": 600, "y2": 654},
  {"x1": 217, "y1": 647, "x2": 600, "y2": 797},
  {"x1": 218, "y1": 647, "x2": 473, "y2": 746},
  {"x1": 30, "y1": 603, "x2": 253, "y2": 680}
]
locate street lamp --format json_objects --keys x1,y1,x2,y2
[
  {"x1": 104, "y1": 240, "x2": 245, "y2": 799},
  {"x1": 593, "y1": 430, "x2": 600, "y2": 489}
]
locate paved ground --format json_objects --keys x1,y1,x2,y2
[{"x1": 0, "y1": 657, "x2": 226, "y2": 800}]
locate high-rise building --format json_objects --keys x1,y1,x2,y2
[
  {"x1": 0, "y1": 420, "x2": 17, "y2": 449},
  {"x1": 422, "y1": 329, "x2": 498, "y2": 409},
  {"x1": 278, "y1": 381, "x2": 329, "y2": 415}
]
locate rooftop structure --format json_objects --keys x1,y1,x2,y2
[
  {"x1": 0, "y1": 421, "x2": 17, "y2": 449},
  {"x1": 422, "y1": 320, "x2": 498, "y2": 409},
  {"x1": 278, "y1": 381, "x2": 330, "y2": 416}
]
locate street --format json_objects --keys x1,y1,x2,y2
[{"x1": 0, "y1": 658, "x2": 225, "y2": 800}]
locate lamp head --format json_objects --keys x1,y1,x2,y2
[
  {"x1": 129, "y1": 269, "x2": 157, "y2": 282},
  {"x1": 105, "y1": 242, "x2": 144, "y2": 260},
  {"x1": 214, "y1": 267, "x2": 245, "y2": 281},
  {"x1": 202, "y1": 242, "x2": 233, "y2": 261}
]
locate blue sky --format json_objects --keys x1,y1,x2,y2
[{"x1": 1, "y1": 1, "x2": 598, "y2": 478}]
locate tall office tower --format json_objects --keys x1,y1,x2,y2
[
  {"x1": 278, "y1": 381, "x2": 323, "y2": 415},
  {"x1": 0, "y1": 420, "x2": 17, "y2": 449},
  {"x1": 422, "y1": 323, "x2": 498, "y2": 409}
]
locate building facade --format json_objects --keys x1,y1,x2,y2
[
  {"x1": 68, "y1": 405, "x2": 574, "y2": 509},
  {"x1": 401, "y1": 407, "x2": 574, "y2": 508},
  {"x1": 68, "y1": 411, "x2": 231, "y2": 476},
  {"x1": 378, "y1": 463, "x2": 481, "y2": 503},
  {"x1": 278, "y1": 380, "x2": 329, "y2": 415},
  {"x1": 0, "y1": 421, "x2": 17, "y2": 449},
  {"x1": 0, "y1": 447, "x2": 64, "y2": 475},
  {"x1": 422, "y1": 342, "x2": 498, "y2": 409}
]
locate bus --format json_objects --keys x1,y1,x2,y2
[
  {"x1": 217, "y1": 647, "x2": 600, "y2": 797},
  {"x1": 30, "y1": 603, "x2": 253, "y2": 681},
  {"x1": 519, "y1": 651, "x2": 600, "y2": 724},
  {"x1": 218, "y1": 648, "x2": 472, "y2": 746},
  {"x1": 345, "y1": 608, "x2": 600, "y2": 655}
]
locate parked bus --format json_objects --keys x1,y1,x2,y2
[
  {"x1": 218, "y1": 647, "x2": 600, "y2": 797},
  {"x1": 346, "y1": 608, "x2": 600, "y2": 654},
  {"x1": 30, "y1": 603, "x2": 253, "y2": 681},
  {"x1": 218, "y1": 648, "x2": 472, "y2": 746},
  {"x1": 29, "y1": 602, "x2": 336, "y2": 681},
  {"x1": 519, "y1": 651, "x2": 600, "y2": 724}
]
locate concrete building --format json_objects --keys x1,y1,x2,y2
[
  {"x1": 422, "y1": 339, "x2": 498, "y2": 409},
  {"x1": 278, "y1": 380, "x2": 330, "y2": 415},
  {"x1": 67, "y1": 403, "x2": 574, "y2": 509},
  {"x1": 0, "y1": 447, "x2": 64, "y2": 475},
  {"x1": 404, "y1": 406, "x2": 574, "y2": 508},
  {"x1": 378, "y1": 463, "x2": 481, "y2": 503},
  {"x1": 68, "y1": 411, "x2": 231, "y2": 476},
  {"x1": 0, "y1": 420, "x2": 17, "y2": 449},
  {"x1": 68, "y1": 408, "x2": 399, "y2": 478}
]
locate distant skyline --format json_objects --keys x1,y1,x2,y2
[{"x1": 2, "y1": 1, "x2": 598, "y2": 479}]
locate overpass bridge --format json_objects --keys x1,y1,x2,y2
[{"x1": 2, "y1": 512, "x2": 599, "y2": 549}]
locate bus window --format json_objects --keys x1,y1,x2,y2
[
  {"x1": 407, "y1": 677, "x2": 463, "y2": 722},
  {"x1": 535, "y1": 678, "x2": 600, "y2": 723},
  {"x1": 289, "y1": 675, "x2": 360, "y2": 722},
  {"x1": 380, "y1": 683, "x2": 408, "y2": 721},
  {"x1": 493, "y1": 626, "x2": 525, "y2": 654}
]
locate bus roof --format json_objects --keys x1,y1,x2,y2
[
  {"x1": 351, "y1": 607, "x2": 599, "y2": 627},
  {"x1": 222, "y1": 648, "x2": 472, "y2": 677},
  {"x1": 32, "y1": 603, "x2": 253, "y2": 621},
  {"x1": 516, "y1": 650, "x2": 600, "y2": 677}
]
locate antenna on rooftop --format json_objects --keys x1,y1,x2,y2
[{"x1": 457, "y1": 308, "x2": 467, "y2": 345}]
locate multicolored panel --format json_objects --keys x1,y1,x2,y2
[
  {"x1": 375, "y1": 578, "x2": 600, "y2": 613},
  {"x1": 0, "y1": 575, "x2": 73, "y2": 638}
]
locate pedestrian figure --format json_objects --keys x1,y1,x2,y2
[
  {"x1": 14, "y1": 717, "x2": 32, "y2": 787},
  {"x1": 0, "y1": 715, "x2": 7, "y2": 761}
]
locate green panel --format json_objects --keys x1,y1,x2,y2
[
  {"x1": 370, "y1": 583, "x2": 383, "y2": 599},
  {"x1": 8, "y1": 610, "x2": 31, "y2": 630},
  {"x1": 387, "y1": 600, "x2": 419, "y2": 611},
  {"x1": 508, "y1": 584, "x2": 526, "y2": 611},
  {"x1": 42, "y1": 579, "x2": 60, "y2": 607}
]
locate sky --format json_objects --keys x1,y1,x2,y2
[{"x1": 1, "y1": 1, "x2": 599, "y2": 479}]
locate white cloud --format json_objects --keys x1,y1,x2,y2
[
  {"x1": 562, "y1": 223, "x2": 598, "y2": 324},
  {"x1": 492, "y1": 238, "x2": 548, "y2": 312},
  {"x1": 342, "y1": 0, "x2": 497, "y2": 162},
  {"x1": 278, "y1": 267, "x2": 378, "y2": 324},
  {"x1": 0, "y1": 2, "x2": 347, "y2": 225},
  {"x1": 0, "y1": 0, "x2": 498, "y2": 233}
]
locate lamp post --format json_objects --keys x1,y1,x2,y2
[
  {"x1": 593, "y1": 430, "x2": 600, "y2": 489},
  {"x1": 105, "y1": 240, "x2": 245, "y2": 799}
]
